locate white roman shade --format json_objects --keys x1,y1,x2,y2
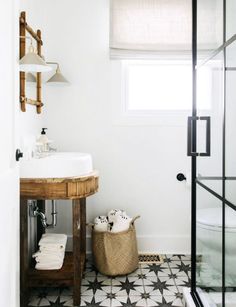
[{"x1": 110, "y1": 0, "x2": 222, "y2": 59}]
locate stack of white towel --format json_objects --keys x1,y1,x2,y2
[
  {"x1": 94, "y1": 209, "x2": 132, "y2": 233},
  {"x1": 33, "y1": 233, "x2": 67, "y2": 270}
]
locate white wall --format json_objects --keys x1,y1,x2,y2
[
  {"x1": 19, "y1": 107, "x2": 43, "y2": 142},
  {"x1": 21, "y1": 0, "x2": 191, "y2": 253}
]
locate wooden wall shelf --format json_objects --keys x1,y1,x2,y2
[{"x1": 20, "y1": 173, "x2": 99, "y2": 307}]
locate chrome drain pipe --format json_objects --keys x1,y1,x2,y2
[
  {"x1": 47, "y1": 200, "x2": 57, "y2": 228},
  {"x1": 29, "y1": 200, "x2": 57, "y2": 228}
]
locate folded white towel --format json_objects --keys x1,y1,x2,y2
[
  {"x1": 39, "y1": 233, "x2": 67, "y2": 246},
  {"x1": 34, "y1": 233, "x2": 67, "y2": 270},
  {"x1": 35, "y1": 258, "x2": 63, "y2": 265},
  {"x1": 94, "y1": 216, "x2": 109, "y2": 232},
  {"x1": 41, "y1": 233, "x2": 66, "y2": 239},
  {"x1": 33, "y1": 250, "x2": 65, "y2": 258},
  {"x1": 39, "y1": 245, "x2": 65, "y2": 252},
  {"x1": 35, "y1": 262, "x2": 63, "y2": 270},
  {"x1": 39, "y1": 233, "x2": 67, "y2": 251},
  {"x1": 34, "y1": 257, "x2": 64, "y2": 264},
  {"x1": 33, "y1": 252, "x2": 65, "y2": 263}
]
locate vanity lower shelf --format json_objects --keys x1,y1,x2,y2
[{"x1": 28, "y1": 252, "x2": 86, "y2": 287}]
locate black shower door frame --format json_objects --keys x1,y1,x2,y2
[{"x1": 189, "y1": 0, "x2": 236, "y2": 306}]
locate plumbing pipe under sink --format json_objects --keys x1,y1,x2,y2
[{"x1": 29, "y1": 200, "x2": 57, "y2": 228}]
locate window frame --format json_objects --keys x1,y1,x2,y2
[{"x1": 111, "y1": 59, "x2": 215, "y2": 127}]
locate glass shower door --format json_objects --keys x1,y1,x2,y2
[
  {"x1": 225, "y1": 34, "x2": 236, "y2": 306},
  {"x1": 195, "y1": 50, "x2": 224, "y2": 306},
  {"x1": 190, "y1": 0, "x2": 236, "y2": 306},
  {"x1": 189, "y1": 0, "x2": 225, "y2": 305}
]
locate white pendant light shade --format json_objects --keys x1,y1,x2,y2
[
  {"x1": 46, "y1": 67, "x2": 69, "y2": 85},
  {"x1": 19, "y1": 46, "x2": 52, "y2": 73},
  {"x1": 26, "y1": 72, "x2": 36, "y2": 83}
]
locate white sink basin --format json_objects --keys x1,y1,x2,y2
[{"x1": 20, "y1": 152, "x2": 93, "y2": 179}]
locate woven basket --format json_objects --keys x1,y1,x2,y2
[{"x1": 91, "y1": 216, "x2": 140, "y2": 276}]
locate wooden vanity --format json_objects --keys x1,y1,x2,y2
[{"x1": 20, "y1": 171, "x2": 99, "y2": 307}]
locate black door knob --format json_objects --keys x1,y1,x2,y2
[
  {"x1": 16, "y1": 149, "x2": 23, "y2": 161},
  {"x1": 176, "y1": 173, "x2": 186, "y2": 181}
]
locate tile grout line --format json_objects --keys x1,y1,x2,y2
[
  {"x1": 139, "y1": 263, "x2": 148, "y2": 307},
  {"x1": 110, "y1": 272, "x2": 113, "y2": 307},
  {"x1": 165, "y1": 254, "x2": 180, "y2": 292},
  {"x1": 166, "y1": 254, "x2": 185, "y2": 306}
]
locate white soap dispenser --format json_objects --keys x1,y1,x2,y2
[{"x1": 37, "y1": 128, "x2": 49, "y2": 152}]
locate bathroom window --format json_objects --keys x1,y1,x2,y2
[
  {"x1": 122, "y1": 60, "x2": 212, "y2": 114},
  {"x1": 110, "y1": 0, "x2": 217, "y2": 125}
]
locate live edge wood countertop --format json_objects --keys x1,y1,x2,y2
[{"x1": 20, "y1": 170, "x2": 99, "y2": 200}]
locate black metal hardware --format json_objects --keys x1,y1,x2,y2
[
  {"x1": 41, "y1": 128, "x2": 47, "y2": 135},
  {"x1": 191, "y1": 0, "x2": 197, "y2": 299},
  {"x1": 187, "y1": 116, "x2": 211, "y2": 157},
  {"x1": 16, "y1": 149, "x2": 23, "y2": 161},
  {"x1": 191, "y1": 0, "x2": 231, "y2": 305},
  {"x1": 176, "y1": 173, "x2": 186, "y2": 181},
  {"x1": 187, "y1": 116, "x2": 198, "y2": 156},
  {"x1": 196, "y1": 34, "x2": 236, "y2": 69},
  {"x1": 196, "y1": 180, "x2": 236, "y2": 212},
  {"x1": 200, "y1": 116, "x2": 211, "y2": 156}
]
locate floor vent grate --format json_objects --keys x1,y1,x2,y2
[{"x1": 138, "y1": 253, "x2": 163, "y2": 264}]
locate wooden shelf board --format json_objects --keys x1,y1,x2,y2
[{"x1": 28, "y1": 252, "x2": 86, "y2": 287}]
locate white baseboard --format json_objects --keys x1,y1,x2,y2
[
  {"x1": 66, "y1": 234, "x2": 191, "y2": 254},
  {"x1": 136, "y1": 234, "x2": 191, "y2": 254}
]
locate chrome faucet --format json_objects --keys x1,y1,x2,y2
[{"x1": 33, "y1": 142, "x2": 57, "y2": 158}]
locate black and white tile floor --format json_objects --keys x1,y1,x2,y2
[{"x1": 28, "y1": 254, "x2": 191, "y2": 307}]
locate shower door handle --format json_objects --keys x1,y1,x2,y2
[{"x1": 187, "y1": 116, "x2": 211, "y2": 157}]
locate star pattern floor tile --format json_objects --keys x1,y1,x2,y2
[
  {"x1": 28, "y1": 254, "x2": 191, "y2": 306},
  {"x1": 168, "y1": 261, "x2": 191, "y2": 278}
]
